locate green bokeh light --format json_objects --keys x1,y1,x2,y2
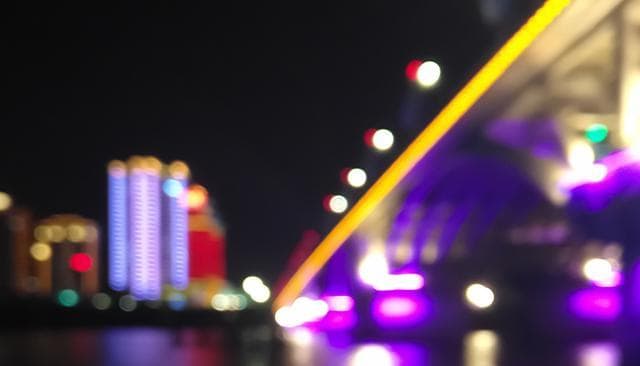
[
  {"x1": 585, "y1": 123, "x2": 609, "y2": 143},
  {"x1": 57, "y1": 289, "x2": 79, "y2": 307}
]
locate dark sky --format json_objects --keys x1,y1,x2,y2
[{"x1": 2, "y1": 1, "x2": 537, "y2": 284}]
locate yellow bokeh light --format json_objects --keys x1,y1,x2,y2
[
  {"x1": 67, "y1": 224, "x2": 87, "y2": 242},
  {"x1": 50, "y1": 225, "x2": 66, "y2": 242},
  {"x1": 34, "y1": 225, "x2": 53, "y2": 242},
  {"x1": 0, "y1": 192, "x2": 12, "y2": 212},
  {"x1": 168, "y1": 161, "x2": 190, "y2": 179},
  {"x1": 30, "y1": 242, "x2": 52, "y2": 262}
]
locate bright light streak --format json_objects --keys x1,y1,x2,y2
[
  {"x1": 416, "y1": 61, "x2": 441, "y2": 88},
  {"x1": 371, "y1": 129, "x2": 394, "y2": 151},
  {"x1": 347, "y1": 168, "x2": 368, "y2": 188},
  {"x1": 583, "y1": 258, "x2": 621, "y2": 287},
  {"x1": 273, "y1": 0, "x2": 571, "y2": 311},
  {"x1": 108, "y1": 160, "x2": 128, "y2": 291},
  {"x1": 168, "y1": 177, "x2": 189, "y2": 290},
  {"x1": 357, "y1": 252, "x2": 389, "y2": 286},
  {"x1": 465, "y1": 283, "x2": 495, "y2": 309},
  {"x1": 371, "y1": 273, "x2": 425, "y2": 291},
  {"x1": 0, "y1": 192, "x2": 12, "y2": 212},
  {"x1": 577, "y1": 342, "x2": 620, "y2": 366},
  {"x1": 328, "y1": 195, "x2": 348, "y2": 214},
  {"x1": 30, "y1": 242, "x2": 52, "y2": 262}
]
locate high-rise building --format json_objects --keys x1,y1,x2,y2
[{"x1": 107, "y1": 156, "x2": 191, "y2": 300}]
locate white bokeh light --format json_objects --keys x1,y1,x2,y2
[
  {"x1": 347, "y1": 168, "x2": 367, "y2": 188},
  {"x1": 416, "y1": 61, "x2": 441, "y2": 88},
  {"x1": 371, "y1": 129, "x2": 394, "y2": 151},
  {"x1": 328, "y1": 195, "x2": 349, "y2": 214},
  {"x1": 465, "y1": 283, "x2": 495, "y2": 310}
]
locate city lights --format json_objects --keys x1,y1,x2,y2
[
  {"x1": 416, "y1": 60, "x2": 441, "y2": 88},
  {"x1": 29, "y1": 242, "x2": 52, "y2": 262},
  {"x1": 57, "y1": 289, "x2": 79, "y2": 307},
  {"x1": 242, "y1": 276, "x2": 271, "y2": 303},
  {"x1": 582, "y1": 258, "x2": 621, "y2": 287},
  {"x1": 0, "y1": 191, "x2": 12, "y2": 212},
  {"x1": 465, "y1": 283, "x2": 495, "y2": 310},
  {"x1": 325, "y1": 194, "x2": 348, "y2": 214},
  {"x1": 346, "y1": 168, "x2": 367, "y2": 188}
]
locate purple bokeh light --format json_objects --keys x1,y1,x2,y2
[
  {"x1": 569, "y1": 288, "x2": 621, "y2": 321},
  {"x1": 371, "y1": 292, "x2": 430, "y2": 328}
]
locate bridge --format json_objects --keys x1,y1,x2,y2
[{"x1": 272, "y1": 1, "x2": 640, "y2": 361}]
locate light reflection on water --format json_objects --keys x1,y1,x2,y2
[
  {"x1": 280, "y1": 328, "x2": 623, "y2": 366},
  {"x1": 0, "y1": 327, "x2": 624, "y2": 366}
]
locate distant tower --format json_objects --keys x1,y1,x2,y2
[{"x1": 107, "y1": 156, "x2": 190, "y2": 300}]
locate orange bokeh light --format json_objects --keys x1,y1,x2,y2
[{"x1": 187, "y1": 184, "x2": 208, "y2": 211}]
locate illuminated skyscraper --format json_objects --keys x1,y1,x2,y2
[{"x1": 107, "y1": 156, "x2": 191, "y2": 300}]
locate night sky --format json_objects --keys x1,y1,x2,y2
[{"x1": 3, "y1": 1, "x2": 537, "y2": 284}]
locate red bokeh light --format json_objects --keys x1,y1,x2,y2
[
  {"x1": 405, "y1": 59, "x2": 422, "y2": 81},
  {"x1": 340, "y1": 168, "x2": 351, "y2": 184},
  {"x1": 363, "y1": 128, "x2": 377, "y2": 147},
  {"x1": 322, "y1": 195, "x2": 333, "y2": 212},
  {"x1": 69, "y1": 253, "x2": 93, "y2": 272}
]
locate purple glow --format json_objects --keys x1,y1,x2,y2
[
  {"x1": 108, "y1": 170, "x2": 128, "y2": 291},
  {"x1": 167, "y1": 177, "x2": 189, "y2": 290},
  {"x1": 321, "y1": 310, "x2": 358, "y2": 330},
  {"x1": 130, "y1": 169, "x2": 162, "y2": 300},
  {"x1": 323, "y1": 295, "x2": 354, "y2": 312},
  {"x1": 569, "y1": 288, "x2": 621, "y2": 321},
  {"x1": 371, "y1": 293, "x2": 430, "y2": 327},
  {"x1": 372, "y1": 273, "x2": 425, "y2": 291}
]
